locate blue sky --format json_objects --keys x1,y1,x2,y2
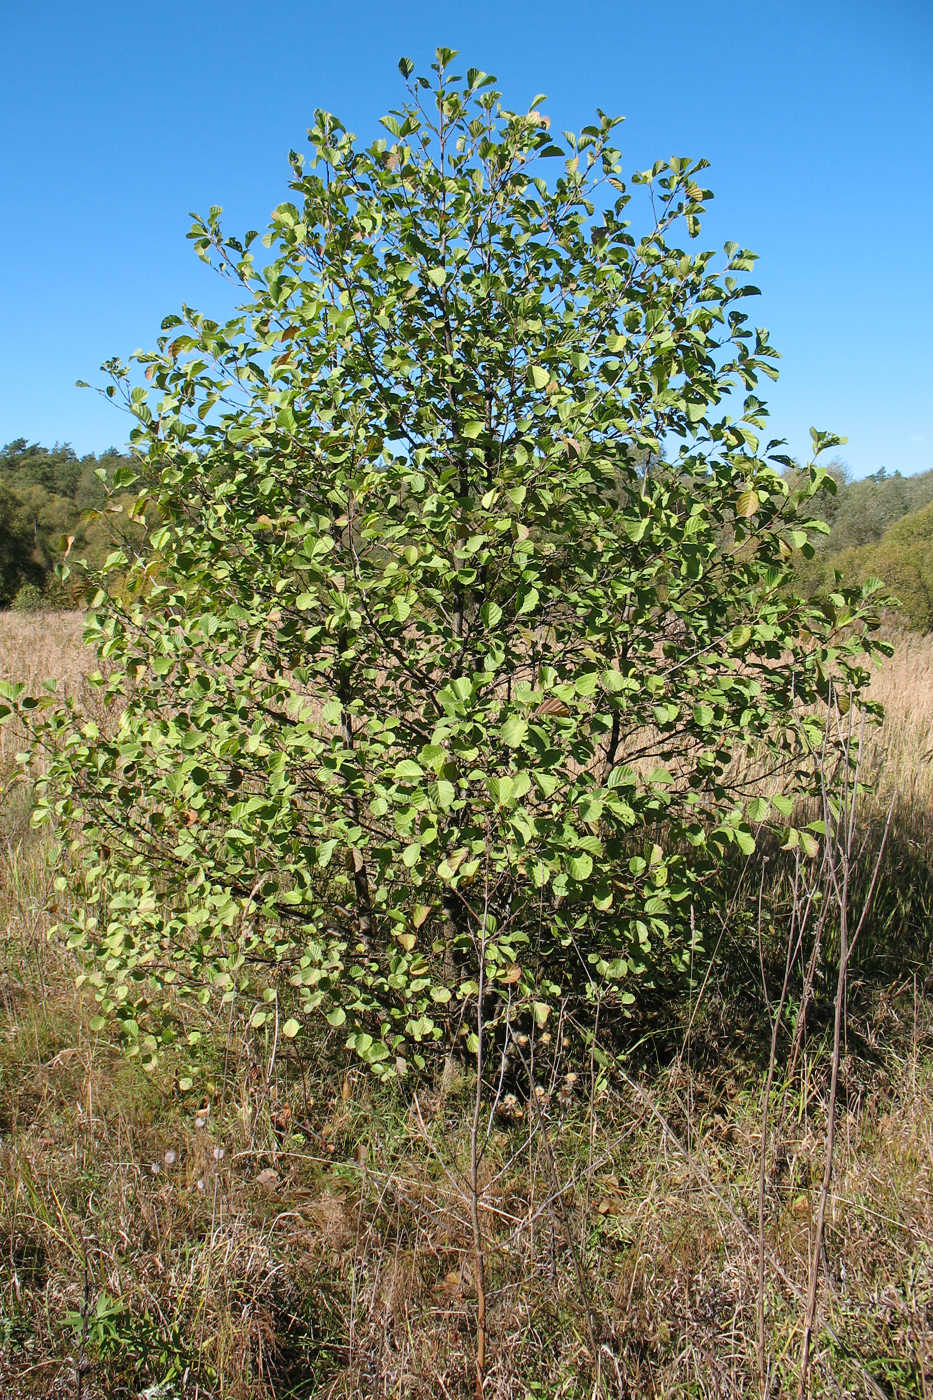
[{"x1": 2, "y1": 0, "x2": 931, "y2": 478}]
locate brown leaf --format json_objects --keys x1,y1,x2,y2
[{"x1": 535, "y1": 697, "x2": 571, "y2": 718}]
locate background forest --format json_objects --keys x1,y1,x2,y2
[{"x1": 0, "y1": 440, "x2": 136, "y2": 609}]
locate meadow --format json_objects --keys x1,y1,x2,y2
[{"x1": 0, "y1": 612, "x2": 930, "y2": 1399}]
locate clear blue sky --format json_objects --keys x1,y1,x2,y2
[{"x1": 3, "y1": 0, "x2": 931, "y2": 478}]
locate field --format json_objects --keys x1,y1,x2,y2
[{"x1": 0, "y1": 613, "x2": 931, "y2": 1399}]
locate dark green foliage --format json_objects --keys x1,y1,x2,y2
[
  {"x1": 0, "y1": 481, "x2": 43, "y2": 607},
  {"x1": 824, "y1": 466, "x2": 933, "y2": 552}
]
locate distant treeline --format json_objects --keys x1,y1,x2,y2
[
  {"x1": 0, "y1": 439, "x2": 136, "y2": 608},
  {"x1": 790, "y1": 463, "x2": 933, "y2": 632}
]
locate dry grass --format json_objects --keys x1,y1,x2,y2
[
  {"x1": 0, "y1": 611, "x2": 98, "y2": 772},
  {"x1": 0, "y1": 612, "x2": 931, "y2": 1399},
  {"x1": 0, "y1": 611, "x2": 91, "y2": 695},
  {"x1": 1, "y1": 929, "x2": 930, "y2": 1398},
  {"x1": 865, "y1": 628, "x2": 933, "y2": 810}
]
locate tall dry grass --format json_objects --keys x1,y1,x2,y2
[
  {"x1": 0, "y1": 611, "x2": 90, "y2": 694},
  {"x1": 865, "y1": 628, "x2": 933, "y2": 809},
  {"x1": 0, "y1": 612, "x2": 95, "y2": 771}
]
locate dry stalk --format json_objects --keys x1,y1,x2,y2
[{"x1": 797, "y1": 704, "x2": 894, "y2": 1399}]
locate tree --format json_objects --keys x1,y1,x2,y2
[
  {"x1": 874, "y1": 503, "x2": 933, "y2": 630},
  {"x1": 13, "y1": 52, "x2": 886, "y2": 1074}
]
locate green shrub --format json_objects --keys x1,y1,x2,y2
[
  {"x1": 6, "y1": 53, "x2": 887, "y2": 1075},
  {"x1": 10, "y1": 582, "x2": 46, "y2": 613},
  {"x1": 861, "y1": 501, "x2": 933, "y2": 632}
]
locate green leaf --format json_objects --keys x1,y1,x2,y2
[
  {"x1": 434, "y1": 779, "x2": 456, "y2": 810},
  {"x1": 282, "y1": 1018, "x2": 301, "y2": 1039},
  {"x1": 528, "y1": 364, "x2": 550, "y2": 389},
  {"x1": 490, "y1": 775, "x2": 515, "y2": 807},
  {"x1": 574, "y1": 671, "x2": 599, "y2": 697},
  {"x1": 317, "y1": 839, "x2": 338, "y2": 868},
  {"x1": 426, "y1": 266, "x2": 447, "y2": 287},
  {"x1": 500, "y1": 716, "x2": 528, "y2": 748},
  {"x1": 569, "y1": 852, "x2": 593, "y2": 881},
  {"x1": 809, "y1": 427, "x2": 846, "y2": 457},
  {"x1": 799, "y1": 830, "x2": 820, "y2": 858}
]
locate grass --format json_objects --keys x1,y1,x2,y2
[{"x1": 0, "y1": 614, "x2": 931, "y2": 1399}]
